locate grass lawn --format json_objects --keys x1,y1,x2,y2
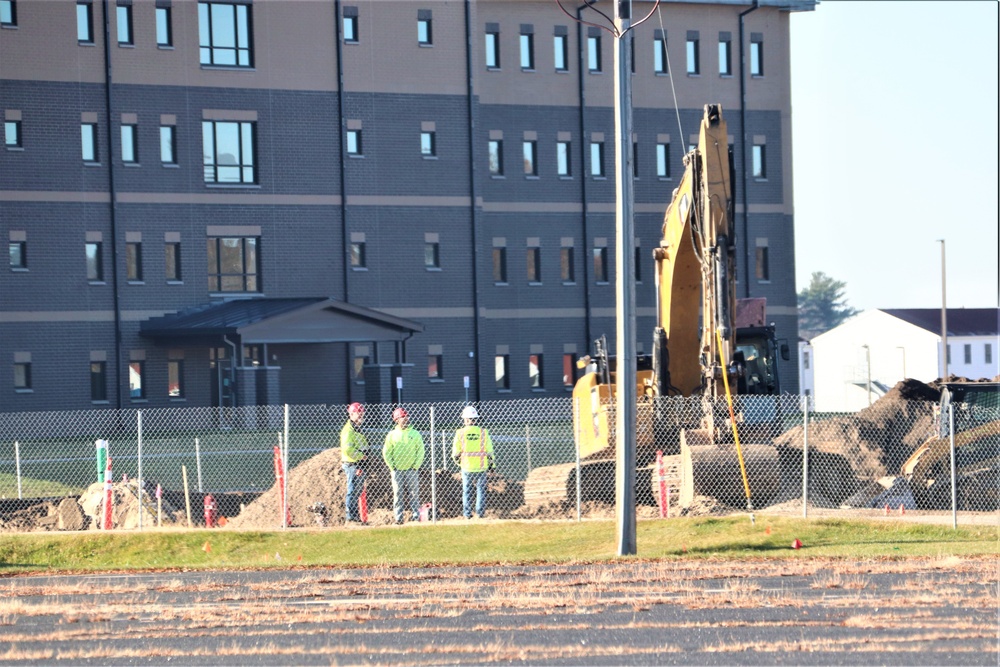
[{"x1": 0, "y1": 516, "x2": 996, "y2": 573}]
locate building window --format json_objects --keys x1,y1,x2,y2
[
  {"x1": 343, "y1": 7, "x2": 358, "y2": 43},
  {"x1": 428, "y1": 354, "x2": 443, "y2": 379},
  {"x1": 4, "y1": 120, "x2": 20, "y2": 147},
  {"x1": 686, "y1": 38, "x2": 699, "y2": 75},
  {"x1": 587, "y1": 35, "x2": 601, "y2": 72},
  {"x1": 963, "y1": 344, "x2": 972, "y2": 364},
  {"x1": 751, "y1": 38, "x2": 763, "y2": 76},
  {"x1": 520, "y1": 30, "x2": 534, "y2": 70},
  {"x1": 203, "y1": 120, "x2": 256, "y2": 184},
  {"x1": 556, "y1": 140, "x2": 570, "y2": 177},
  {"x1": 126, "y1": 241, "x2": 143, "y2": 282},
  {"x1": 752, "y1": 144, "x2": 766, "y2": 179},
  {"x1": 424, "y1": 242, "x2": 440, "y2": 269},
  {"x1": 346, "y1": 129, "x2": 362, "y2": 156},
  {"x1": 560, "y1": 247, "x2": 574, "y2": 283},
  {"x1": 207, "y1": 236, "x2": 260, "y2": 292},
  {"x1": 529, "y1": 354, "x2": 543, "y2": 389},
  {"x1": 199, "y1": 1, "x2": 253, "y2": 67},
  {"x1": 946, "y1": 344, "x2": 951, "y2": 365},
  {"x1": 522, "y1": 140, "x2": 537, "y2": 176},
  {"x1": 718, "y1": 37, "x2": 731, "y2": 75},
  {"x1": 168, "y1": 359, "x2": 185, "y2": 398},
  {"x1": 350, "y1": 241, "x2": 366, "y2": 268},
  {"x1": 420, "y1": 131, "x2": 436, "y2": 157},
  {"x1": 656, "y1": 143, "x2": 670, "y2": 178},
  {"x1": 10, "y1": 241, "x2": 26, "y2": 268},
  {"x1": 985, "y1": 343, "x2": 993, "y2": 365},
  {"x1": 81, "y1": 123, "x2": 98, "y2": 162},
  {"x1": 590, "y1": 141, "x2": 604, "y2": 177},
  {"x1": 527, "y1": 246, "x2": 541, "y2": 283},
  {"x1": 77, "y1": 2, "x2": 94, "y2": 43},
  {"x1": 554, "y1": 32, "x2": 568, "y2": 72},
  {"x1": 86, "y1": 241, "x2": 103, "y2": 281},
  {"x1": 160, "y1": 126, "x2": 176, "y2": 164},
  {"x1": 488, "y1": 139, "x2": 503, "y2": 175},
  {"x1": 352, "y1": 347, "x2": 368, "y2": 382},
  {"x1": 634, "y1": 246, "x2": 642, "y2": 283},
  {"x1": 165, "y1": 242, "x2": 181, "y2": 281},
  {"x1": 116, "y1": 4, "x2": 133, "y2": 46},
  {"x1": 593, "y1": 247, "x2": 608, "y2": 283},
  {"x1": 0, "y1": 0, "x2": 16, "y2": 27},
  {"x1": 755, "y1": 245, "x2": 770, "y2": 281},
  {"x1": 156, "y1": 6, "x2": 172, "y2": 47},
  {"x1": 493, "y1": 247, "x2": 507, "y2": 283},
  {"x1": 495, "y1": 354, "x2": 510, "y2": 390},
  {"x1": 803, "y1": 350, "x2": 810, "y2": 370},
  {"x1": 14, "y1": 362, "x2": 31, "y2": 390},
  {"x1": 632, "y1": 141, "x2": 639, "y2": 178},
  {"x1": 485, "y1": 28, "x2": 499, "y2": 68},
  {"x1": 417, "y1": 11, "x2": 432, "y2": 46},
  {"x1": 563, "y1": 353, "x2": 576, "y2": 388},
  {"x1": 129, "y1": 360, "x2": 145, "y2": 399},
  {"x1": 121, "y1": 124, "x2": 137, "y2": 163},
  {"x1": 654, "y1": 34, "x2": 668, "y2": 74},
  {"x1": 90, "y1": 361, "x2": 107, "y2": 401}
]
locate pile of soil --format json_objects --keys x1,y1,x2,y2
[{"x1": 0, "y1": 497, "x2": 85, "y2": 533}]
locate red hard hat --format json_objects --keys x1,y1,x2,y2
[
  {"x1": 347, "y1": 402, "x2": 364, "y2": 415},
  {"x1": 392, "y1": 408, "x2": 408, "y2": 421}
]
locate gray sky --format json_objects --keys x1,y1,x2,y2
[{"x1": 789, "y1": 0, "x2": 999, "y2": 311}]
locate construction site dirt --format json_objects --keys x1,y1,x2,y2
[{"x1": 2, "y1": 555, "x2": 997, "y2": 665}]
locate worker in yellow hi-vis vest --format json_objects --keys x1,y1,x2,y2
[{"x1": 451, "y1": 405, "x2": 494, "y2": 519}]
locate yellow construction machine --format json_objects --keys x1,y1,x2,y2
[{"x1": 525, "y1": 105, "x2": 789, "y2": 509}]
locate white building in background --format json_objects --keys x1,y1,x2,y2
[{"x1": 803, "y1": 308, "x2": 999, "y2": 413}]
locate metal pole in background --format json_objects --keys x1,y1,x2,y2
[
  {"x1": 862, "y1": 344, "x2": 872, "y2": 407},
  {"x1": 195, "y1": 437, "x2": 203, "y2": 493},
  {"x1": 938, "y1": 239, "x2": 948, "y2": 379},
  {"x1": 801, "y1": 394, "x2": 809, "y2": 518},
  {"x1": 137, "y1": 411, "x2": 143, "y2": 531},
  {"x1": 949, "y1": 403, "x2": 957, "y2": 530},
  {"x1": 525, "y1": 425, "x2": 532, "y2": 478},
  {"x1": 14, "y1": 440, "x2": 22, "y2": 500},
  {"x1": 613, "y1": 0, "x2": 638, "y2": 557},
  {"x1": 430, "y1": 406, "x2": 438, "y2": 524}
]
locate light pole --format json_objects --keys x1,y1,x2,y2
[
  {"x1": 896, "y1": 346, "x2": 906, "y2": 379},
  {"x1": 938, "y1": 239, "x2": 948, "y2": 379},
  {"x1": 862, "y1": 344, "x2": 872, "y2": 407}
]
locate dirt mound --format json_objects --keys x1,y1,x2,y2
[{"x1": 775, "y1": 379, "x2": 939, "y2": 481}]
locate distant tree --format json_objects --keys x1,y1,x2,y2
[{"x1": 797, "y1": 271, "x2": 860, "y2": 340}]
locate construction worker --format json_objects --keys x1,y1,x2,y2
[
  {"x1": 452, "y1": 405, "x2": 494, "y2": 519},
  {"x1": 340, "y1": 402, "x2": 369, "y2": 524},
  {"x1": 383, "y1": 407, "x2": 425, "y2": 525}
]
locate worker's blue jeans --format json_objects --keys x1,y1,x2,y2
[
  {"x1": 390, "y1": 469, "x2": 421, "y2": 523},
  {"x1": 461, "y1": 470, "x2": 487, "y2": 518},
  {"x1": 342, "y1": 463, "x2": 367, "y2": 522}
]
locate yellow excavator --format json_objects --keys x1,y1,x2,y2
[{"x1": 525, "y1": 105, "x2": 789, "y2": 509}]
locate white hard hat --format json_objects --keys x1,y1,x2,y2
[{"x1": 461, "y1": 405, "x2": 479, "y2": 420}]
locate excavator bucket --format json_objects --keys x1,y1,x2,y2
[{"x1": 678, "y1": 429, "x2": 780, "y2": 508}]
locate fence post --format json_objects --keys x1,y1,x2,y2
[
  {"x1": 525, "y1": 424, "x2": 532, "y2": 478},
  {"x1": 574, "y1": 397, "x2": 581, "y2": 522},
  {"x1": 283, "y1": 404, "x2": 290, "y2": 529},
  {"x1": 949, "y1": 403, "x2": 957, "y2": 530},
  {"x1": 430, "y1": 405, "x2": 437, "y2": 524},
  {"x1": 14, "y1": 440, "x2": 22, "y2": 500},
  {"x1": 801, "y1": 394, "x2": 809, "y2": 519},
  {"x1": 137, "y1": 410, "x2": 143, "y2": 531},
  {"x1": 195, "y1": 438, "x2": 203, "y2": 493}
]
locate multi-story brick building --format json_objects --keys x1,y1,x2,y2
[{"x1": 1, "y1": 0, "x2": 812, "y2": 413}]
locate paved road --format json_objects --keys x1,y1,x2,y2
[{"x1": 2, "y1": 556, "x2": 997, "y2": 665}]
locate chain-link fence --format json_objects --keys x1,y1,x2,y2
[{"x1": 1, "y1": 390, "x2": 997, "y2": 532}]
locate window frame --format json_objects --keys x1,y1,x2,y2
[
  {"x1": 560, "y1": 246, "x2": 574, "y2": 283},
  {"x1": 202, "y1": 120, "x2": 256, "y2": 184},
  {"x1": 343, "y1": 10, "x2": 358, "y2": 43},
  {"x1": 199, "y1": 1, "x2": 254, "y2": 68},
  {"x1": 755, "y1": 245, "x2": 770, "y2": 281},
  {"x1": 90, "y1": 361, "x2": 108, "y2": 402},
  {"x1": 207, "y1": 236, "x2": 261, "y2": 293},
  {"x1": 752, "y1": 144, "x2": 766, "y2": 179},
  {"x1": 522, "y1": 139, "x2": 538, "y2": 176},
  {"x1": 719, "y1": 38, "x2": 732, "y2": 76},
  {"x1": 529, "y1": 353, "x2": 544, "y2": 389},
  {"x1": 420, "y1": 130, "x2": 436, "y2": 157},
  {"x1": 116, "y1": 4, "x2": 133, "y2": 46},
  {"x1": 168, "y1": 358, "x2": 185, "y2": 398},
  {"x1": 427, "y1": 354, "x2": 443, "y2": 380},
  {"x1": 593, "y1": 246, "x2": 608, "y2": 283},
  {"x1": 554, "y1": 33, "x2": 568, "y2": 72},
  {"x1": 686, "y1": 38, "x2": 700, "y2": 75},
  {"x1": 0, "y1": 0, "x2": 16, "y2": 27},
  {"x1": 492, "y1": 247, "x2": 508, "y2": 284},
  {"x1": 587, "y1": 35, "x2": 601, "y2": 72},
  {"x1": 14, "y1": 361, "x2": 31, "y2": 391},
  {"x1": 165, "y1": 241, "x2": 182, "y2": 282},
  {"x1": 77, "y1": 1, "x2": 94, "y2": 43},
  {"x1": 520, "y1": 32, "x2": 534, "y2": 70},
  {"x1": 156, "y1": 6, "x2": 173, "y2": 47},
  {"x1": 81, "y1": 122, "x2": 98, "y2": 163},
  {"x1": 750, "y1": 40, "x2": 763, "y2": 76},
  {"x1": 160, "y1": 125, "x2": 176, "y2": 165},
  {"x1": 488, "y1": 139, "x2": 503, "y2": 176},
  {"x1": 9, "y1": 240, "x2": 27, "y2": 269},
  {"x1": 526, "y1": 246, "x2": 541, "y2": 284},
  {"x1": 656, "y1": 142, "x2": 670, "y2": 178},
  {"x1": 350, "y1": 241, "x2": 366, "y2": 269},
  {"x1": 126, "y1": 241, "x2": 144, "y2": 282},
  {"x1": 417, "y1": 16, "x2": 432, "y2": 46},
  {"x1": 556, "y1": 140, "x2": 571, "y2": 177},
  {"x1": 562, "y1": 353, "x2": 577, "y2": 389},
  {"x1": 129, "y1": 360, "x2": 146, "y2": 400},
  {"x1": 634, "y1": 246, "x2": 642, "y2": 283},
  {"x1": 121, "y1": 123, "x2": 138, "y2": 164},
  {"x1": 424, "y1": 241, "x2": 440, "y2": 269},
  {"x1": 654, "y1": 36, "x2": 668, "y2": 74},
  {"x1": 346, "y1": 129, "x2": 362, "y2": 156},
  {"x1": 485, "y1": 30, "x2": 500, "y2": 69},
  {"x1": 495, "y1": 354, "x2": 510, "y2": 390},
  {"x1": 86, "y1": 241, "x2": 103, "y2": 282},
  {"x1": 589, "y1": 141, "x2": 604, "y2": 177},
  {"x1": 4, "y1": 120, "x2": 20, "y2": 148}
]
